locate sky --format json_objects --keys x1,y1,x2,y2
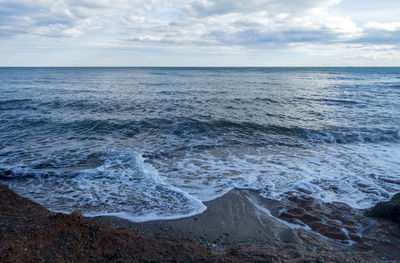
[{"x1": 0, "y1": 0, "x2": 400, "y2": 66}]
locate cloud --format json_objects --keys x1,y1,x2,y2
[
  {"x1": 353, "y1": 25, "x2": 400, "y2": 45},
  {"x1": 365, "y1": 22, "x2": 400, "y2": 32},
  {"x1": 0, "y1": 0, "x2": 400, "y2": 66},
  {"x1": 0, "y1": 0, "x2": 379, "y2": 45},
  {"x1": 0, "y1": 0, "x2": 189, "y2": 38},
  {"x1": 185, "y1": 0, "x2": 342, "y2": 17},
  {"x1": 121, "y1": 0, "x2": 360, "y2": 48},
  {"x1": 0, "y1": 0, "x2": 89, "y2": 37}
]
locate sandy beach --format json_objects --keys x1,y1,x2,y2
[{"x1": 95, "y1": 189, "x2": 300, "y2": 246}]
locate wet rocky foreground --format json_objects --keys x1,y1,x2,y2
[{"x1": 1, "y1": 183, "x2": 400, "y2": 262}]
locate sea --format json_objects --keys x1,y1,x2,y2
[{"x1": 0, "y1": 67, "x2": 399, "y2": 222}]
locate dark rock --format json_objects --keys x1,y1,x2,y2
[
  {"x1": 364, "y1": 193, "x2": 400, "y2": 224},
  {"x1": 308, "y1": 221, "x2": 348, "y2": 240},
  {"x1": 277, "y1": 191, "x2": 400, "y2": 260},
  {"x1": 1, "y1": 183, "x2": 400, "y2": 262},
  {"x1": 279, "y1": 193, "x2": 358, "y2": 242},
  {"x1": 0, "y1": 183, "x2": 222, "y2": 263}
]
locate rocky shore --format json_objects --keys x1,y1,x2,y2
[{"x1": 1, "y1": 183, "x2": 400, "y2": 262}]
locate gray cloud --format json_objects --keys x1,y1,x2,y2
[
  {"x1": 120, "y1": 1, "x2": 355, "y2": 48},
  {"x1": 352, "y1": 29, "x2": 400, "y2": 45},
  {"x1": 0, "y1": 0, "x2": 399, "y2": 56},
  {"x1": 186, "y1": 0, "x2": 341, "y2": 17},
  {"x1": 0, "y1": 0, "x2": 87, "y2": 37}
]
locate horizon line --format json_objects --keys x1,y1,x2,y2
[{"x1": 1, "y1": 66, "x2": 400, "y2": 68}]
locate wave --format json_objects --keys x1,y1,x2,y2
[
  {"x1": 0, "y1": 150, "x2": 206, "y2": 222},
  {"x1": 0, "y1": 169, "x2": 44, "y2": 180},
  {"x1": 3, "y1": 115, "x2": 399, "y2": 145},
  {"x1": 0, "y1": 99, "x2": 34, "y2": 111},
  {"x1": 0, "y1": 98, "x2": 32, "y2": 105},
  {"x1": 302, "y1": 128, "x2": 400, "y2": 144},
  {"x1": 57, "y1": 119, "x2": 400, "y2": 144},
  {"x1": 312, "y1": 98, "x2": 359, "y2": 105}
]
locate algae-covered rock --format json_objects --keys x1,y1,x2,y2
[{"x1": 365, "y1": 193, "x2": 400, "y2": 223}]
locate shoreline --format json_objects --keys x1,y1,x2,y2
[
  {"x1": 1, "y1": 183, "x2": 400, "y2": 262},
  {"x1": 94, "y1": 189, "x2": 301, "y2": 246},
  {"x1": 93, "y1": 188, "x2": 400, "y2": 258}
]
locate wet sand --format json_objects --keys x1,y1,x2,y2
[
  {"x1": 2, "y1": 182, "x2": 400, "y2": 262},
  {"x1": 94, "y1": 188, "x2": 400, "y2": 261},
  {"x1": 95, "y1": 189, "x2": 300, "y2": 246}
]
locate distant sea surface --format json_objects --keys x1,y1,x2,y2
[{"x1": 1, "y1": 67, "x2": 399, "y2": 221}]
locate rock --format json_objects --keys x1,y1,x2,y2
[
  {"x1": 364, "y1": 193, "x2": 400, "y2": 224},
  {"x1": 308, "y1": 221, "x2": 348, "y2": 240},
  {"x1": 277, "y1": 191, "x2": 400, "y2": 260},
  {"x1": 279, "y1": 193, "x2": 357, "y2": 242},
  {"x1": 1, "y1": 183, "x2": 400, "y2": 262},
  {"x1": 0, "y1": 183, "x2": 222, "y2": 263}
]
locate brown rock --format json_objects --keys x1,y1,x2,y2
[
  {"x1": 1, "y1": 183, "x2": 400, "y2": 262},
  {"x1": 0, "y1": 184, "x2": 223, "y2": 263},
  {"x1": 308, "y1": 221, "x2": 348, "y2": 240},
  {"x1": 279, "y1": 193, "x2": 358, "y2": 242}
]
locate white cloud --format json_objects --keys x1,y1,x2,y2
[
  {"x1": 125, "y1": 0, "x2": 362, "y2": 49},
  {"x1": 365, "y1": 22, "x2": 400, "y2": 32},
  {"x1": 0, "y1": 0, "x2": 350, "y2": 42},
  {"x1": 185, "y1": 0, "x2": 342, "y2": 17},
  {"x1": 0, "y1": 0, "x2": 400, "y2": 65}
]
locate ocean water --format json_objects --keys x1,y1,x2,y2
[{"x1": 0, "y1": 67, "x2": 399, "y2": 221}]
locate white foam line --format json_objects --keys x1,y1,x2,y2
[
  {"x1": 83, "y1": 205, "x2": 207, "y2": 223},
  {"x1": 244, "y1": 194, "x2": 305, "y2": 230}
]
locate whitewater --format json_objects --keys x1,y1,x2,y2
[{"x1": 0, "y1": 67, "x2": 399, "y2": 221}]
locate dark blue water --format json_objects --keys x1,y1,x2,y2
[{"x1": 0, "y1": 67, "x2": 399, "y2": 221}]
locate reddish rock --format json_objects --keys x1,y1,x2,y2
[
  {"x1": 308, "y1": 221, "x2": 348, "y2": 240},
  {"x1": 0, "y1": 184, "x2": 223, "y2": 263},
  {"x1": 1, "y1": 183, "x2": 400, "y2": 262},
  {"x1": 279, "y1": 193, "x2": 359, "y2": 242}
]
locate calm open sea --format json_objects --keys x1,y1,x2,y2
[{"x1": 0, "y1": 67, "x2": 399, "y2": 221}]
